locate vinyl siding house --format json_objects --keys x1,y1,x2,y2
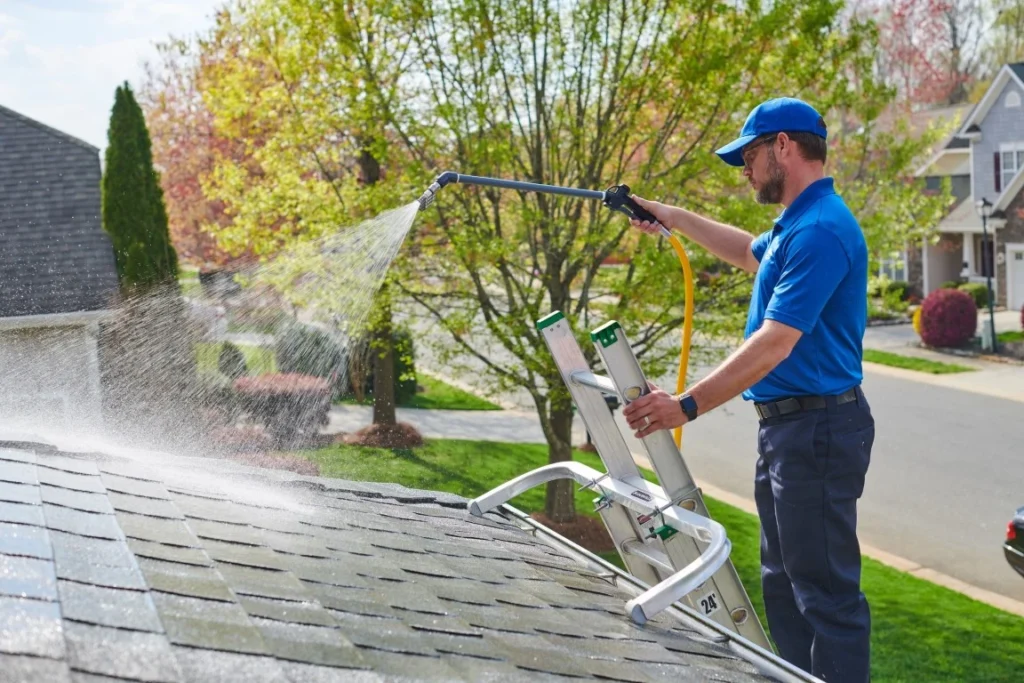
[
  {"x1": 907, "y1": 62, "x2": 1024, "y2": 310},
  {"x1": 0, "y1": 104, "x2": 120, "y2": 430}
]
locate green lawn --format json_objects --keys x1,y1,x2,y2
[
  {"x1": 863, "y1": 348, "x2": 975, "y2": 374},
  {"x1": 195, "y1": 342, "x2": 277, "y2": 375},
  {"x1": 337, "y1": 373, "x2": 503, "y2": 411},
  {"x1": 299, "y1": 438, "x2": 1024, "y2": 683},
  {"x1": 998, "y1": 330, "x2": 1024, "y2": 344}
]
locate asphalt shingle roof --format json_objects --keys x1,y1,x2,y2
[
  {"x1": 0, "y1": 441, "x2": 789, "y2": 682},
  {"x1": 0, "y1": 104, "x2": 119, "y2": 318},
  {"x1": 1011, "y1": 62, "x2": 1024, "y2": 83}
]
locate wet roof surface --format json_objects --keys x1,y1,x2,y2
[{"x1": 0, "y1": 443, "x2": 781, "y2": 682}]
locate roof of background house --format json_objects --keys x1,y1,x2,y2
[
  {"x1": 1011, "y1": 62, "x2": 1024, "y2": 83},
  {"x1": 0, "y1": 439, "x2": 804, "y2": 683},
  {"x1": 0, "y1": 104, "x2": 119, "y2": 319}
]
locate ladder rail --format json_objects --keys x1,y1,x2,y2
[{"x1": 468, "y1": 460, "x2": 732, "y2": 625}]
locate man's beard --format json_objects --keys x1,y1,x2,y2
[{"x1": 756, "y1": 149, "x2": 786, "y2": 205}]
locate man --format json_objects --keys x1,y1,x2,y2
[{"x1": 622, "y1": 97, "x2": 874, "y2": 683}]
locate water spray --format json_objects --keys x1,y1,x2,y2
[{"x1": 415, "y1": 171, "x2": 694, "y2": 448}]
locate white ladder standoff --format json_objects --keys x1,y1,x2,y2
[{"x1": 468, "y1": 311, "x2": 770, "y2": 648}]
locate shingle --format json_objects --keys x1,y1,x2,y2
[
  {"x1": 0, "y1": 461, "x2": 37, "y2": 486},
  {"x1": 126, "y1": 538, "x2": 214, "y2": 567},
  {"x1": 203, "y1": 539, "x2": 289, "y2": 571},
  {"x1": 0, "y1": 481, "x2": 41, "y2": 505},
  {"x1": 100, "y1": 473, "x2": 171, "y2": 500},
  {"x1": 174, "y1": 495, "x2": 251, "y2": 525},
  {"x1": 63, "y1": 622, "x2": 182, "y2": 683},
  {"x1": 217, "y1": 563, "x2": 310, "y2": 602},
  {"x1": 117, "y1": 512, "x2": 201, "y2": 548},
  {"x1": 36, "y1": 455, "x2": 100, "y2": 477},
  {"x1": 238, "y1": 595, "x2": 339, "y2": 628},
  {"x1": 107, "y1": 491, "x2": 184, "y2": 519},
  {"x1": 152, "y1": 593, "x2": 267, "y2": 655},
  {"x1": 42, "y1": 504, "x2": 123, "y2": 540},
  {"x1": 50, "y1": 530, "x2": 135, "y2": 570},
  {"x1": 0, "y1": 521, "x2": 52, "y2": 560},
  {"x1": 277, "y1": 661, "x2": 383, "y2": 682},
  {"x1": 58, "y1": 580, "x2": 163, "y2": 633},
  {"x1": 0, "y1": 596, "x2": 65, "y2": 658},
  {"x1": 189, "y1": 519, "x2": 265, "y2": 546},
  {"x1": 0, "y1": 449, "x2": 36, "y2": 464},
  {"x1": 0, "y1": 654, "x2": 72, "y2": 683},
  {"x1": 257, "y1": 529, "x2": 333, "y2": 558},
  {"x1": 138, "y1": 558, "x2": 235, "y2": 603},
  {"x1": 253, "y1": 617, "x2": 367, "y2": 669},
  {"x1": 305, "y1": 584, "x2": 397, "y2": 620},
  {"x1": 280, "y1": 556, "x2": 368, "y2": 589},
  {"x1": 41, "y1": 485, "x2": 115, "y2": 515},
  {"x1": 0, "y1": 555, "x2": 57, "y2": 600},
  {"x1": 36, "y1": 468, "x2": 105, "y2": 494},
  {"x1": 0, "y1": 501, "x2": 45, "y2": 527},
  {"x1": 342, "y1": 650, "x2": 455, "y2": 681},
  {"x1": 169, "y1": 648, "x2": 290, "y2": 683}
]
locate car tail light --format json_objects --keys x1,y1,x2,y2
[{"x1": 1009, "y1": 522, "x2": 1018, "y2": 541}]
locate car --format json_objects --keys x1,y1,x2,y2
[{"x1": 1005, "y1": 505, "x2": 1024, "y2": 579}]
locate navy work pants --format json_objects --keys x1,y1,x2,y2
[{"x1": 754, "y1": 386, "x2": 874, "y2": 683}]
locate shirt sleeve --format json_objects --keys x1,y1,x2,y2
[
  {"x1": 750, "y1": 230, "x2": 772, "y2": 262},
  {"x1": 764, "y1": 227, "x2": 850, "y2": 334}
]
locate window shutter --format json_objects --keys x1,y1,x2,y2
[{"x1": 995, "y1": 152, "x2": 1002, "y2": 192}]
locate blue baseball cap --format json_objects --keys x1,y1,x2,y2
[{"x1": 715, "y1": 97, "x2": 828, "y2": 167}]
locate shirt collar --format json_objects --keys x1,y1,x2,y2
[{"x1": 773, "y1": 176, "x2": 836, "y2": 230}]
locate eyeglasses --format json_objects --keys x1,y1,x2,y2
[{"x1": 741, "y1": 135, "x2": 777, "y2": 167}]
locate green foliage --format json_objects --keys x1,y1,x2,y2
[
  {"x1": 217, "y1": 341, "x2": 248, "y2": 379},
  {"x1": 957, "y1": 282, "x2": 990, "y2": 309},
  {"x1": 102, "y1": 81, "x2": 179, "y2": 292}
]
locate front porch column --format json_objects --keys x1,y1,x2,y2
[{"x1": 961, "y1": 236, "x2": 975, "y2": 277}]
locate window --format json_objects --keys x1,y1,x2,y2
[
  {"x1": 975, "y1": 234, "x2": 995, "y2": 278},
  {"x1": 1007, "y1": 91, "x2": 1022, "y2": 108},
  {"x1": 1000, "y1": 142, "x2": 1024, "y2": 190},
  {"x1": 878, "y1": 250, "x2": 907, "y2": 281}
]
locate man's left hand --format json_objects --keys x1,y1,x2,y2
[{"x1": 622, "y1": 382, "x2": 687, "y2": 439}]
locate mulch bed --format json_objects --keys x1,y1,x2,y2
[
  {"x1": 342, "y1": 422, "x2": 425, "y2": 448},
  {"x1": 529, "y1": 512, "x2": 616, "y2": 554}
]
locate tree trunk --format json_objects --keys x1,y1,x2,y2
[
  {"x1": 371, "y1": 290, "x2": 397, "y2": 427},
  {"x1": 545, "y1": 397, "x2": 576, "y2": 523}
]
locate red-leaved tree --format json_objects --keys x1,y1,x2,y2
[{"x1": 851, "y1": 0, "x2": 982, "y2": 109}]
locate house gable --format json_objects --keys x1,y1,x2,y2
[{"x1": 0, "y1": 104, "x2": 120, "y2": 317}]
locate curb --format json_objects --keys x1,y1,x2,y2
[
  {"x1": 695, "y1": 479, "x2": 1024, "y2": 619},
  {"x1": 862, "y1": 360, "x2": 1024, "y2": 404}
]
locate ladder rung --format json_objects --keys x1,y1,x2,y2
[
  {"x1": 621, "y1": 540, "x2": 672, "y2": 573},
  {"x1": 569, "y1": 370, "x2": 617, "y2": 394}
]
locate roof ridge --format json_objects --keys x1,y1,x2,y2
[{"x1": 0, "y1": 102, "x2": 99, "y2": 153}]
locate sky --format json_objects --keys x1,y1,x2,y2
[{"x1": 0, "y1": 0, "x2": 224, "y2": 152}]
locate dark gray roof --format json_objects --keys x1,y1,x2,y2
[
  {"x1": 0, "y1": 104, "x2": 119, "y2": 318},
  {"x1": 1011, "y1": 62, "x2": 1024, "y2": 83},
  {"x1": 944, "y1": 136, "x2": 969, "y2": 149},
  {"x1": 0, "y1": 441, "x2": 793, "y2": 683}
]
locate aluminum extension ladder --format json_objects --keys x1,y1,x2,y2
[{"x1": 469, "y1": 311, "x2": 770, "y2": 648}]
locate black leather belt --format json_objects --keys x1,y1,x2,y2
[{"x1": 754, "y1": 387, "x2": 859, "y2": 420}]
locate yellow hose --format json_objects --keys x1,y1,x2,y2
[{"x1": 666, "y1": 233, "x2": 694, "y2": 450}]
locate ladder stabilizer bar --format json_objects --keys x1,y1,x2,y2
[
  {"x1": 569, "y1": 370, "x2": 618, "y2": 394},
  {"x1": 468, "y1": 461, "x2": 730, "y2": 624}
]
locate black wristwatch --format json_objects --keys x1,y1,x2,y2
[{"x1": 678, "y1": 393, "x2": 699, "y2": 421}]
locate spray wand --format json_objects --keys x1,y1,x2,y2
[{"x1": 415, "y1": 171, "x2": 694, "y2": 448}]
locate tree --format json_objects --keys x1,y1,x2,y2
[
  {"x1": 194, "y1": 0, "x2": 428, "y2": 441},
  {"x1": 851, "y1": 0, "x2": 983, "y2": 109},
  {"x1": 102, "y1": 82, "x2": 179, "y2": 292},
  {"x1": 139, "y1": 32, "x2": 252, "y2": 270},
  {"x1": 983, "y1": 0, "x2": 1024, "y2": 76},
  {"x1": 170, "y1": 0, "x2": 950, "y2": 524}
]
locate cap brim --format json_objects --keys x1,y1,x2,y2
[{"x1": 715, "y1": 134, "x2": 758, "y2": 167}]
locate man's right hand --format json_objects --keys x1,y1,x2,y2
[{"x1": 628, "y1": 195, "x2": 671, "y2": 235}]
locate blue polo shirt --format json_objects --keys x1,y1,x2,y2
[{"x1": 743, "y1": 177, "x2": 867, "y2": 403}]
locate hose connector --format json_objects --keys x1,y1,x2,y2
[{"x1": 416, "y1": 172, "x2": 459, "y2": 211}]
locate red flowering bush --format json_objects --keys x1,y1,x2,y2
[
  {"x1": 1020, "y1": 303, "x2": 1024, "y2": 330},
  {"x1": 234, "y1": 373, "x2": 331, "y2": 448},
  {"x1": 919, "y1": 288, "x2": 977, "y2": 348}
]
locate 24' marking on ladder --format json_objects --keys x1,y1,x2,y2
[{"x1": 697, "y1": 590, "x2": 721, "y2": 617}]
